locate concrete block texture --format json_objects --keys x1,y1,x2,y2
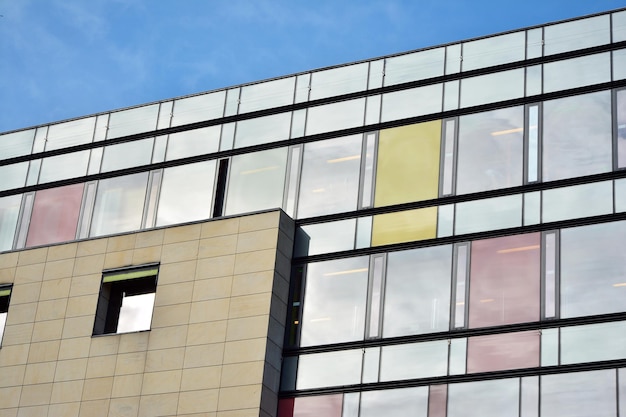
[{"x1": 0, "y1": 210, "x2": 294, "y2": 416}]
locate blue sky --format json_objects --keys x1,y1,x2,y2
[{"x1": 1, "y1": 0, "x2": 625, "y2": 134}]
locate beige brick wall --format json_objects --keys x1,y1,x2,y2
[{"x1": 0, "y1": 210, "x2": 294, "y2": 417}]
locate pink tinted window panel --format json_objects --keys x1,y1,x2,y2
[
  {"x1": 26, "y1": 183, "x2": 84, "y2": 247},
  {"x1": 277, "y1": 398, "x2": 295, "y2": 417},
  {"x1": 293, "y1": 394, "x2": 343, "y2": 417},
  {"x1": 467, "y1": 331, "x2": 540, "y2": 373},
  {"x1": 429, "y1": 384, "x2": 448, "y2": 417},
  {"x1": 468, "y1": 233, "x2": 541, "y2": 328}
]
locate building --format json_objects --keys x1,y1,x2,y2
[{"x1": 1, "y1": 7, "x2": 626, "y2": 417}]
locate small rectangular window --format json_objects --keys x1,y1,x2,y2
[
  {"x1": 93, "y1": 266, "x2": 158, "y2": 335},
  {"x1": 0, "y1": 286, "x2": 11, "y2": 346}
]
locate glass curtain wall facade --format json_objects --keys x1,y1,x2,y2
[{"x1": 2, "y1": 8, "x2": 626, "y2": 417}]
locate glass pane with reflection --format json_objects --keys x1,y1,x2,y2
[
  {"x1": 90, "y1": 172, "x2": 148, "y2": 237},
  {"x1": 454, "y1": 194, "x2": 522, "y2": 235},
  {"x1": 462, "y1": 31, "x2": 525, "y2": 71},
  {"x1": 39, "y1": 151, "x2": 90, "y2": 183},
  {"x1": 224, "y1": 148, "x2": 288, "y2": 216},
  {"x1": 544, "y1": 15, "x2": 610, "y2": 55},
  {"x1": 560, "y1": 221, "x2": 626, "y2": 318},
  {"x1": 26, "y1": 183, "x2": 84, "y2": 247},
  {"x1": 543, "y1": 53, "x2": 610, "y2": 93},
  {"x1": 101, "y1": 138, "x2": 153, "y2": 172},
  {"x1": 380, "y1": 84, "x2": 442, "y2": 122},
  {"x1": 468, "y1": 233, "x2": 541, "y2": 328},
  {"x1": 460, "y1": 69, "x2": 524, "y2": 108},
  {"x1": 157, "y1": 161, "x2": 216, "y2": 226},
  {"x1": 239, "y1": 77, "x2": 294, "y2": 113},
  {"x1": 541, "y1": 370, "x2": 616, "y2": 417},
  {"x1": 297, "y1": 135, "x2": 362, "y2": 218},
  {"x1": 296, "y1": 220, "x2": 356, "y2": 257},
  {"x1": 616, "y1": 89, "x2": 626, "y2": 168},
  {"x1": 300, "y1": 256, "x2": 369, "y2": 346},
  {"x1": 360, "y1": 387, "x2": 429, "y2": 417},
  {"x1": 0, "y1": 195, "x2": 21, "y2": 252},
  {"x1": 306, "y1": 98, "x2": 365, "y2": 136},
  {"x1": 380, "y1": 340, "x2": 448, "y2": 381},
  {"x1": 384, "y1": 48, "x2": 445, "y2": 86},
  {"x1": 165, "y1": 126, "x2": 221, "y2": 161},
  {"x1": 0, "y1": 163, "x2": 28, "y2": 192},
  {"x1": 448, "y1": 378, "x2": 519, "y2": 417},
  {"x1": 296, "y1": 349, "x2": 362, "y2": 389},
  {"x1": 542, "y1": 90, "x2": 611, "y2": 181},
  {"x1": 383, "y1": 245, "x2": 451, "y2": 337},
  {"x1": 456, "y1": 106, "x2": 524, "y2": 194},
  {"x1": 46, "y1": 117, "x2": 95, "y2": 151},
  {"x1": 372, "y1": 207, "x2": 437, "y2": 246},
  {"x1": 107, "y1": 104, "x2": 159, "y2": 139},
  {"x1": 309, "y1": 63, "x2": 368, "y2": 100},
  {"x1": 234, "y1": 112, "x2": 291, "y2": 148},
  {"x1": 171, "y1": 91, "x2": 225, "y2": 126},
  {"x1": 0, "y1": 129, "x2": 35, "y2": 159},
  {"x1": 292, "y1": 394, "x2": 343, "y2": 417},
  {"x1": 542, "y1": 181, "x2": 613, "y2": 223},
  {"x1": 561, "y1": 321, "x2": 626, "y2": 365}
]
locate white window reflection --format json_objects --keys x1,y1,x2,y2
[{"x1": 117, "y1": 292, "x2": 155, "y2": 333}]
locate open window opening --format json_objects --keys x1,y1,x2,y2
[
  {"x1": 0, "y1": 286, "x2": 11, "y2": 346},
  {"x1": 93, "y1": 265, "x2": 158, "y2": 335}
]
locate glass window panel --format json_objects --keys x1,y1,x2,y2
[
  {"x1": 361, "y1": 133, "x2": 376, "y2": 208},
  {"x1": 362, "y1": 347, "x2": 380, "y2": 384},
  {"x1": 541, "y1": 370, "x2": 616, "y2": 417},
  {"x1": 544, "y1": 53, "x2": 611, "y2": 93},
  {"x1": 620, "y1": 368, "x2": 626, "y2": 417},
  {"x1": 383, "y1": 48, "x2": 445, "y2": 86},
  {"x1": 457, "y1": 106, "x2": 524, "y2": 194},
  {"x1": 462, "y1": 31, "x2": 526, "y2": 71},
  {"x1": 560, "y1": 221, "x2": 626, "y2": 318},
  {"x1": 441, "y1": 119, "x2": 456, "y2": 196},
  {"x1": 544, "y1": 15, "x2": 610, "y2": 55},
  {"x1": 526, "y1": 65, "x2": 542, "y2": 96},
  {"x1": 446, "y1": 44, "x2": 461, "y2": 75},
  {"x1": 453, "y1": 244, "x2": 469, "y2": 329},
  {"x1": 295, "y1": 74, "x2": 310, "y2": 103},
  {"x1": 25, "y1": 183, "x2": 83, "y2": 247},
  {"x1": 380, "y1": 84, "x2": 443, "y2": 122},
  {"x1": 14, "y1": 192, "x2": 33, "y2": 249},
  {"x1": 239, "y1": 77, "x2": 295, "y2": 113},
  {"x1": 443, "y1": 80, "x2": 459, "y2": 111},
  {"x1": 165, "y1": 126, "x2": 220, "y2": 161},
  {"x1": 300, "y1": 256, "x2": 369, "y2": 346},
  {"x1": 615, "y1": 11, "x2": 626, "y2": 42},
  {"x1": 541, "y1": 328, "x2": 559, "y2": 366},
  {"x1": 527, "y1": 104, "x2": 540, "y2": 182},
  {"x1": 543, "y1": 91, "x2": 612, "y2": 181},
  {"x1": 38, "y1": 150, "x2": 90, "y2": 183},
  {"x1": 383, "y1": 245, "x2": 452, "y2": 338},
  {"x1": 468, "y1": 233, "x2": 541, "y2": 328},
  {"x1": 0, "y1": 162, "x2": 28, "y2": 192},
  {"x1": 543, "y1": 232, "x2": 558, "y2": 319},
  {"x1": 157, "y1": 101, "x2": 172, "y2": 130},
  {"x1": 0, "y1": 129, "x2": 35, "y2": 159},
  {"x1": 171, "y1": 91, "x2": 225, "y2": 126},
  {"x1": 93, "y1": 114, "x2": 108, "y2": 143},
  {"x1": 449, "y1": 337, "x2": 467, "y2": 374},
  {"x1": 88, "y1": 147, "x2": 103, "y2": 175},
  {"x1": 101, "y1": 138, "x2": 153, "y2": 172},
  {"x1": 305, "y1": 98, "x2": 365, "y2": 136},
  {"x1": 224, "y1": 88, "x2": 240, "y2": 116},
  {"x1": 437, "y1": 204, "x2": 454, "y2": 238},
  {"x1": 524, "y1": 192, "x2": 541, "y2": 226},
  {"x1": 561, "y1": 321, "x2": 626, "y2": 364},
  {"x1": 365, "y1": 95, "x2": 381, "y2": 125},
  {"x1": 224, "y1": 147, "x2": 288, "y2": 216},
  {"x1": 90, "y1": 172, "x2": 148, "y2": 237},
  {"x1": 371, "y1": 207, "x2": 437, "y2": 246},
  {"x1": 284, "y1": 146, "x2": 301, "y2": 217},
  {"x1": 429, "y1": 385, "x2": 447, "y2": 417},
  {"x1": 542, "y1": 181, "x2": 613, "y2": 223},
  {"x1": 152, "y1": 136, "x2": 167, "y2": 163},
  {"x1": 521, "y1": 376, "x2": 539, "y2": 417},
  {"x1": 0, "y1": 195, "x2": 21, "y2": 252},
  {"x1": 296, "y1": 349, "x2": 362, "y2": 389},
  {"x1": 46, "y1": 117, "x2": 95, "y2": 151},
  {"x1": 290, "y1": 109, "x2": 306, "y2": 139},
  {"x1": 25, "y1": 160, "x2": 41, "y2": 187},
  {"x1": 617, "y1": 90, "x2": 626, "y2": 169},
  {"x1": 296, "y1": 219, "x2": 356, "y2": 256},
  {"x1": 297, "y1": 135, "x2": 362, "y2": 218},
  {"x1": 107, "y1": 104, "x2": 159, "y2": 139},
  {"x1": 448, "y1": 378, "x2": 519, "y2": 417},
  {"x1": 117, "y1": 292, "x2": 155, "y2": 333},
  {"x1": 615, "y1": 178, "x2": 626, "y2": 212},
  {"x1": 614, "y1": 49, "x2": 626, "y2": 81},
  {"x1": 342, "y1": 393, "x2": 359, "y2": 417},
  {"x1": 460, "y1": 69, "x2": 524, "y2": 108},
  {"x1": 375, "y1": 121, "x2": 441, "y2": 207},
  {"x1": 467, "y1": 331, "x2": 540, "y2": 373},
  {"x1": 309, "y1": 63, "x2": 368, "y2": 100},
  {"x1": 526, "y1": 28, "x2": 543, "y2": 59},
  {"x1": 156, "y1": 161, "x2": 216, "y2": 227},
  {"x1": 454, "y1": 194, "x2": 522, "y2": 235},
  {"x1": 355, "y1": 216, "x2": 372, "y2": 249},
  {"x1": 368, "y1": 59, "x2": 384, "y2": 89},
  {"x1": 32, "y1": 126, "x2": 46, "y2": 153},
  {"x1": 293, "y1": 395, "x2": 343, "y2": 417},
  {"x1": 234, "y1": 112, "x2": 291, "y2": 148},
  {"x1": 360, "y1": 387, "x2": 428, "y2": 417},
  {"x1": 380, "y1": 340, "x2": 448, "y2": 381}
]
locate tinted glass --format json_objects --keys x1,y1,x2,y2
[
  {"x1": 384, "y1": 48, "x2": 445, "y2": 86},
  {"x1": 380, "y1": 340, "x2": 448, "y2": 381},
  {"x1": 360, "y1": 387, "x2": 429, "y2": 417},
  {"x1": 225, "y1": 148, "x2": 288, "y2": 216},
  {"x1": 309, "y1": 63, "x2": 368, "y2": 100},
  {"x1": 292, "y1": 395, "x2": 343, "y2": 417},
  {"x1": 380, "y1": 84, "x2": 442, "y2": 122},
  {"x1": 560, "y1": 221, "x2": 626, "y2": 318},
  {"x1": 165, "y1": 126, "x2": 221, "y2": 161},
  {"x1": 234, "y1": 112, "x2": 291, "y2": 148},
  {"x1": 90, "y1": 173, "x2": 148, "y2": 237},
  {"x1": 296, "y1": 220, "x2": 356, "y2": 257},
  {"x1": 296, "y1": 349, "x2": 362, "y2": 389},
  {"x1": 542, "y1": 91, "x2": 612, "y2": 181},
  {"x1": 0, "y1": 163, "x2": 28, "y2": 192},
  {"x1": 297, "y1": 135, "x2": 362, "y2": 218},
  {"x1": 542, "y1": 181, "x2": 613, "y2": 223},
  {"x1": 46, "y1": 117, "x2": 95, "y2": 151},
  {"x1": 100, "y1": 138, "x2": 153, "y2": 172},
  {"x1": 157, "y1": 161, "x2": 216, "y2": 226},
  {"x1": 375, "y1": 121, "x2": 441, "y2": 207},
  {"x1": 0, "y1": 195, "x2": 21, "y2": 251},
  {"x1": 468, "y1": 233, "x2": 541, "y2": 328},
  {"x1": 460, "y1": 69, "x2": 524, "y2": 108},
  {"x1": 300, "y1": 257, "x2": 369, "y2": 346},
  {"x1": 107, "y1": 104, "x2": 159, "y2": 139},
  {"x1": 448, "y1": 378, "x2": 519, "y2": 417},
  {"x1": 38, "y1": 150, "x2": 90, "y2": 184},
  {"x1": 239, "y1": 77, "x2": 294, "y2": 113},
  {"x1": 0, "y1": 129, "x2": 35, "y2": 159},
  {"x1": 455, "y1": 194, "x2": 522, "y2": 235},
  {"x1": 467, "y1": 331, "x2": 540, "y2": 373},
  {"x1": 372, "y1": 207, "x2": 437, "y2": 246},
  {"x1": 171, "y1": 91, "x2": 225, "y2": 126},
  {"x1": 26, "y1": 183, "x2": 84, "y2": 247},
  {"x1": 616, "y1": 89, "x2": 626, "y2": 168},
  {"x1": 561, "y1": 321, "x2": 626, "y2": 364},
  {"x1": 544, "y1": 15, "x2": 610, "y2": 55},
  {"x1": 543, "y1": 53, "x2": 611, "y2": 93},
  {"x1": 456, "y1": 106, "x2": 524, "y2": 194},
  {"x1": 383, "y1": 245, "x2": 451, "y2": 337},
  {"x1": 306, "y1": 98, "x2": 365, "y2": 136},
  {"x1": 462, "y1": 31, "x2": 525, "y2": 71}
]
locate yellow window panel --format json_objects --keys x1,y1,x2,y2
[{"x1": 372, "y1": 207, "x2": 438, "y2": 246}]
